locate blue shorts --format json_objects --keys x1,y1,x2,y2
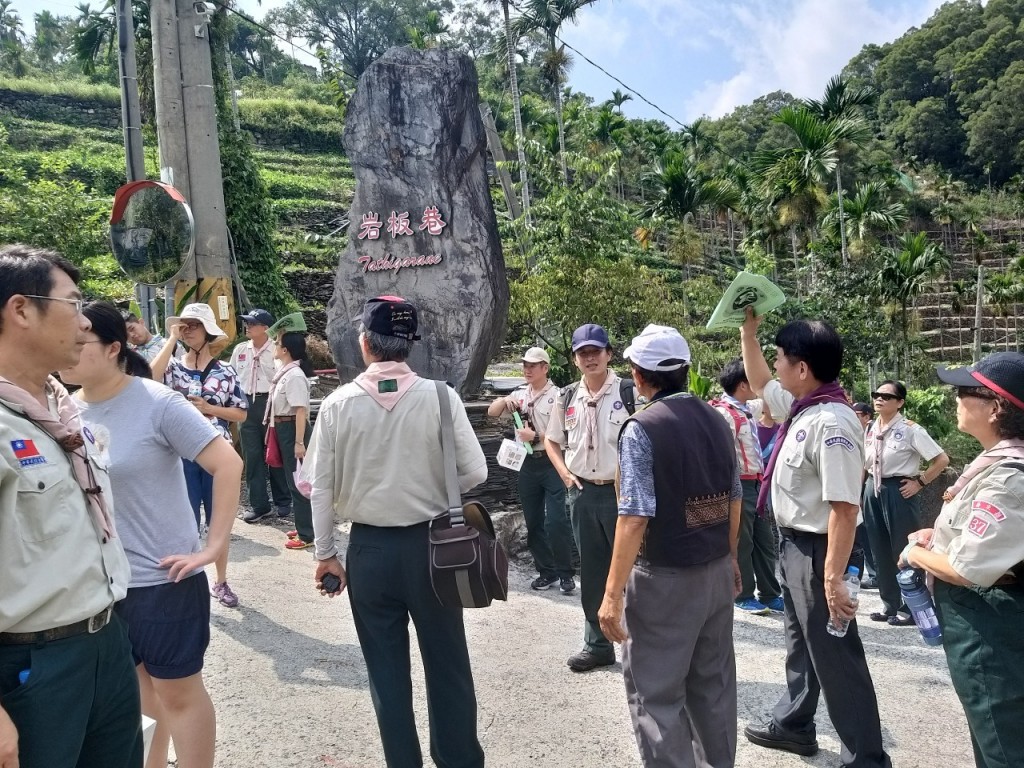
[{"x1": 115, "y1": 572, "x2": 211, "y2": 679}]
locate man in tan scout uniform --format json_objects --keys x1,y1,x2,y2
[
  {"x1": 545, "y1": 324, "x2": 633, "y2": 672},
  {"x1": 0, "y1": 244, "x2": 142, "y2": 768},
  {"x1": 488, "y1": 347, "x2": 575, "y2": 594}
]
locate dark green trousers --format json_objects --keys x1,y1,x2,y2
[
  {"x1": 569, "y1": 481, "x2": 618, "y2": 657},
  {"x1": 239, "y1": 394, "x2": 290, "y2": 514},
  {"x1": 347, "y1": 522, "x2": 484, "y2": 768},
  {"x1": 518, "y1": 454, "x2": 573, "y2": 579},
  {"x1": 736, "y1": 478, "x2": 781, "y2": 602},
  {"x1": 0, "y1": 613, "x2": 143, "y2": 768},
  {"x1": 274, "y1": 419, "x2": 313, "y2": 543},
  {"x1": 935, "y1": 581, "x2": 1024, "y2": 768},
  {"x1": 863, "y1": 475, "x2": 921, "y2": 616}
]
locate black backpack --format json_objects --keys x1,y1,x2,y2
[{"x1": 560, "y1": 378, "x2": 636, "y2": 446}]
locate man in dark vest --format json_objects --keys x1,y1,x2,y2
[{"x1": 598, "y1": 324, "x2": 742, "y2": 768}]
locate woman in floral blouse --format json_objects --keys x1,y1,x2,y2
[{"x1": 152, "y1": 303, "x2": 247, "y2": 608}]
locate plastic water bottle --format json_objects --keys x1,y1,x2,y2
[
  {"x1": 826, "y1": 565, "x2": 861, "y2": 637},
  {"x1": 188, "y1": 374, "x2": 203, "y2": 399},
  {"x1": 897, "y1": 568, "x2": 943, "y2": 646}
]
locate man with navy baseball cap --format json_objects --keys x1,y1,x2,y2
[{"x1": 544, "y1": 322, "x2": 637, "y2": 672}]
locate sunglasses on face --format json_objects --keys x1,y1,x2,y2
[
  {"x1": 870, "y1": 392, "x2": 900, "y2": 401},
  {"x1": 956, "y1": 387, "x2": 997, "y2": 401}
]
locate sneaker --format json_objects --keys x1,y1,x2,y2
[
  {"x1": 286, "y1": 530, "x2": 299, "y2": 539},
  {"x1": 275, "y1": 506, "x2": 293, "y2": 518},
  {"x1": 735, "y1": 598, "x2": 771, "y2": 615},
  {"x1": 531, "y1": 574, "x2": 559, "y2": 591},
  {"x1": 888, "y1": 614, "x2": 915, "y2": 626},
  {"x1": 860, "y1": 576, "x2": 878, "y2": 590},
  {"x1": 559, "y1": 577, "x2": 576, "y2": 594},
  {"x1": 763, "y1": 596, "x2": 785, "y2": 613},
  {"x1": 285, "y1": 538, "x2": 313, "y2": 550},
  {"x1": 744, "y1": 720, "x2": 818, "y2": 756},
  {"x1": 242, "y1": 509, "x2": 273, "y2": 523},
  {"x1": 566, "y1": 649, "x2": 615, "y2": 673},
  {"x1": 210, "y1": 581, "x2": 239, "y2": 608}
]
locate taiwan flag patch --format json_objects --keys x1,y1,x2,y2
[{"x1": 11, "y1": 439, "x2": 46, "y2": 468}]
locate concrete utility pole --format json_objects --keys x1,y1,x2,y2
[
  {"x1": 150, "y1": 0, "x2": 235, "y2": 335},
  {"x1": 114, "y1": 0, "x2": 159, "y2": 329}
]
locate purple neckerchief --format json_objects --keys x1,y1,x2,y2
[{"x1": 756, "y1": 380, "x2": 851, "y2": 514}]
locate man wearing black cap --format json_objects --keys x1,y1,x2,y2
[
  {"x1": 545, "y1": 323, "x2": 635, "y2": 672},
  {"x1": 231, "y1": 309, "x2": 292, "y2": 522},
  {"x1": 305, "y1": 295, "x2": 488, "y2": 768}
]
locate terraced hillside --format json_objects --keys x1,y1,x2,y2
[{"x1": 0, "y1": 82, "x2": 352, "y2": 336}]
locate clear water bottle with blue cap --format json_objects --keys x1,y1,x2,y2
[
  {"x1": 188, "y1": 373, "x2": 202, "y2": 399},
  {"x1": 826, "y1": 565, "x2": 861, "y2": 637},
  {"x1": 897, "y1": 568, "x2": 943, "y2": 646}
]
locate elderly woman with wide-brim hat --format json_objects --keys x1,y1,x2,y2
[
  {"x1": 901, "y1": 352, "x2": 1024, "y2": 767},
  {"x1": 151, "y1": 303, "x2": 247, "y2": 608}
]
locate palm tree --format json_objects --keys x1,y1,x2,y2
[
  {"x1": 608, "y1": 87, "x2": 631, "y2": 114},
  {"x1": 483, "y1": 0, "x2": 532, "y2": 225},
  {"x1": 985, "y1": 272, "x2": 1020, "y2": 351},
  {"x1": 821, "y1": 181, "x2": 907, "y2": 256},
  {"x1": 0, "y1": 0, "x2": 23, "y2": 44},
  {"x1": 876, "y1": 232, "x2": 950, "y2": 376},
  {"x1": 32, "y1": 10, "x2": 63, "y2": 67},
  {"x1": 512, "y1": 0, "x2": 598, "y2": 183},
  {"x1": 805, "y1": 76, "x2": 875, "y2": 267}
]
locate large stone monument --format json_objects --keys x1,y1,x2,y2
[{"x1": 325, "y1": 47, "x2": 509, "y2": 392}]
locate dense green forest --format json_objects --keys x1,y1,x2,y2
[{"x1": 1, "y1": 0, "x2": 1022, "y2": 462}]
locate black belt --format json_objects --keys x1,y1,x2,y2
[
  {"x1": 580, "y1": 478, "x2": 615, "y2": 486},
  {"x1": 0, "y1": 605, "x2": 113, "y2": 645},
  {"x1": 778, "y1": 526, "x2": 827, "y2": 540},
  {"x1": 526, "y1": 450, "x2": 548, "y2": 459}
]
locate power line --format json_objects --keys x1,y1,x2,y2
[
  {"x1": 205, "y1": 0, "x2": 351, "y2": 77},
  {"x1": 504, "y1": 0, "x2": 687, "y2": 130}
]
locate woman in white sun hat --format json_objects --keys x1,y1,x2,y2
[{"x1": 151, "y1": 303, "x2": 247, "y2": 608}]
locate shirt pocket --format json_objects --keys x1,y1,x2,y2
[
  {"x1": 776, "y1": 450, "x2": 806, "y2": 494},
  {"x1": 607, "y1": 404, "x2": 628, "y2": 442},
  {"x1": 16, "y1": 463, "x2": 74, "y2": 543}
]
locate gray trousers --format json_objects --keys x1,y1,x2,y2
[
  {"x1": 736, "y1": 479, "x2": 781, "y2": 602},
  {"x1": 773, "y1": 530, "x2": 892, "y2": 768},
  {"x1": 623, "y1": 555, "x2": 737, "y2": 768}
]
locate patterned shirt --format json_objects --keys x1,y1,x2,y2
[
  {"x1": 618, "y1": 416, "x2": 742, "y2": 517},
  {"x1": 164, "y1": 359, "x2": 247, "y2": 441},
  {"x1": 133, "y1": 334, "x2": 165, "y2": 363}
]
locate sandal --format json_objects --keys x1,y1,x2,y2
[
  {"x1": 286, "y1": 530, "x2": 298, "y2": 539},
  {"x1": 869, "y1": 612, "x2": 893, "y2": 622},
  {"x1": 285, "y1": 538, "x2": 313, "y2": 550},
  {"x1": 887, "y1": 615, "x2": 915, "y2": 626}
]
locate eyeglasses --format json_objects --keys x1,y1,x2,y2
[
  {"x1": 870, "y1": 392, "x2": 900, "y2": 401},
  {"x1": 956, "y1": 387, "x2": 997, "y2": 401},
  {"x1": 180, "y1": 321, "x2": 204, "y2": 331},
  {"x1": 22, "y1": 295, "x2": 84, "y2": 313}
]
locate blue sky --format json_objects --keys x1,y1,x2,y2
[{"x1": 15, "y1": 0, "x2": 949, "y2": 123}]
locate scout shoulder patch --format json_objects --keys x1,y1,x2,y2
[
  {"x1": 824, "y1": 435, "x2": 856, "y2": 451},
  {"x1": 972, "y1": 499, "x2": 1006, "y2": 522},
  {"x1": 966, "y1": 514, "x2": 990, "y2": 537}
]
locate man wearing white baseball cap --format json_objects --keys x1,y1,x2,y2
[
  {"x1": 598, "y1": 323, "x2": 743, "y2": 768},
  {"x1": 488, "y1": 346, "x2": 575, "y2": 595}
]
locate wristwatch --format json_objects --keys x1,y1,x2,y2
[{"x1": 916, "y1": 473, "x2": 928, "y2": 487}]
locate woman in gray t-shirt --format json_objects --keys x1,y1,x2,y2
[{"x1": 60, "y1": 301, "x2": 243, "y2": 768}]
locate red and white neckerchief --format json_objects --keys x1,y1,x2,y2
[
  {"x1": 522, "y1": 380, "x2": 554, "y2": 426},
  {"x1": 869, "y1": 413, "x2": 904, "y2": 496},
  {"x1": 249, "y1": 338, "x2": 273, "y2": 395},
  {"x1": 581, "y1": 372, "x2": 616, "y2": 462},
  {"x1": 263, "y1": 361, "x2": 300, "y2": 425}
]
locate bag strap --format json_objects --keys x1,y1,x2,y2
[{"x1": 435, "y1": 380, "x2": 464, "y2": 525}]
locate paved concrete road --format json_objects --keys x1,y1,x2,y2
[{"x1": 197, "y1": 520, "x2": 973, "y2": 768}]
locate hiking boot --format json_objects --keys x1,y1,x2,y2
[
  {"x1": 559, "y1": 577, "x2": 576, "y2": 594},
  {"x1": 735, "y1": 598, "x2": 771, "y2": 615},
  {"x1": 243, "y1": 508, "x2": 273, "y2": 523},
  {"x1": 211, "y1": 581, "x2": 239, "y2": 608},
  {"x1": 744, "y1": 720, "x2": 818, "y2": 756},
  {"x1": 566, "y1": 650, "x2": 615, "y2": 673},
  {"x1": 531, "y1": 574, "x2": 559, "y2": 590},
  {"x1": 763, "y1": 596, "x2": 785, "y2": 613}
]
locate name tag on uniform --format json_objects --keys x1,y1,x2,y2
[
  {"x1": 565, "y1": 405, "x2": 578, "y2": 431},
  {"x1": 378, "y1": 379, "x2": 398, "y2": 393}
]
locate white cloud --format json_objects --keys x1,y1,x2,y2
[
  {"x1": 568, "y1": 8, "x2": 631, "y2": 57},
  {"x1": 681, "y1": 0, "x2": 947, "y2": 120}
]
